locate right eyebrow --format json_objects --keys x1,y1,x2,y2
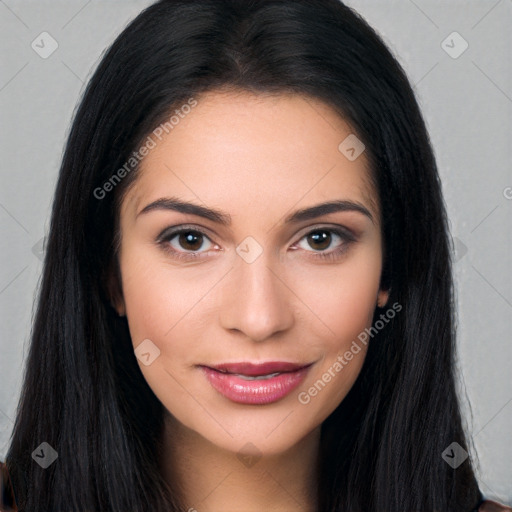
[{"x1": 137, "y1": 197, "x2": 232, "y2": 226}]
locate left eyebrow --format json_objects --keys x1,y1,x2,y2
[{"x1": 283, "y1": 200, "x2": 374, "y2": 225}]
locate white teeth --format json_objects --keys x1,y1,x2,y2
[{"x1": 234, "y1": 372, "x2": 281, "y2": 380}]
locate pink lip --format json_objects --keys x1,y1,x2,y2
[{"x1": 200, "y1": 361, "x2": 312, "y2": 405}]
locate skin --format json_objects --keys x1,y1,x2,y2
[{"x1": 113, "y1": 90, "x2": 389, "y2": 512}]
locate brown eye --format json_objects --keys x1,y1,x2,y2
[
  {"x1": 158, "y1": 227, "x2": 215, "y2": 256},
  {"x1": 306, "y1": 230, "x2": 332, "y2": 251},
  {"x1": 177, "y1": 231, "x2": 204, "y2": 251},
  {"x1": 294, "y1": 227, "x2": 355, "y2": 260}
]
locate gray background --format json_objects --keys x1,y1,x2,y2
[{"x1": 1, "y1": 0, "x2": 511, "y2": 504}]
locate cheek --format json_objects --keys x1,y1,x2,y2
[
  {"x1": 117, "y1": 250, "x2": 209, "y2": 416},
  {"x1": 119, "y1": 256, "x2": 168, "y2": 342},
  {"x1": 118, "y1": 246, "x2": 224, "y2": 373},
  {"x1": 290, "y1": 249, "x2": 382, "y2": 410},
  {"x1": 290, "y1": 246, "x2": 382, "y2": 350},
  {"x1": 119, "y1": 246, "x2": 196, "y2": 339}
]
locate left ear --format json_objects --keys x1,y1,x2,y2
[{"x1": 376, "y1": 288, "x2": 390, "y2": 309}]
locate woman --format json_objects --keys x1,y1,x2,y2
[{"x1": 1, "y1": 0, "x2": 510, "y2": 510}]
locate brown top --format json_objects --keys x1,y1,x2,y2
[
  {"x1": 1, "y1": 460, "x2": 511, "y2": 511},
  {"x1": 479, "y1": 501, "x2": 512, "y2": 512}
]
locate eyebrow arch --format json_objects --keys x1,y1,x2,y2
[
  {"x1": 137, "y1": 197, "x2": 231, "y2": 225},
  {"x1": 137, "y1": 197, "x2": 373, "y2": 225},
  {"x1": 283, "y1": 200, "x2": 373, "y2": 225}
]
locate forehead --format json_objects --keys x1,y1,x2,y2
[{"x1": 122, "y1": 90, "x2": 379, "y2": 224}]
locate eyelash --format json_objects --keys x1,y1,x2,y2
[{"x1": 156, "y1": 224, "x2": 356, "y2": 262}]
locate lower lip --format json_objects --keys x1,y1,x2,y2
[{"x1": 201, "y1": 365, "x2": 311, "y2": 405}]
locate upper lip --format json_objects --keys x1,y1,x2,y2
[{"x1": 203, "y1": 361, "x2": 312, "y2": 376}]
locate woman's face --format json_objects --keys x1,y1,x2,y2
[{"x1": 114, "y1": 90, "x2": 388, "y2": 456}]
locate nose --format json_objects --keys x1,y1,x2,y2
[{"x1": 219, "y1": 249, "x2": 295, "y2": 343}]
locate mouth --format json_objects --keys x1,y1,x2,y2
[{"x1": 199, "y1": 361, "x2": 313, "y2": 405}]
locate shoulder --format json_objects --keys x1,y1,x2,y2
[
  {"x1": 479, "y1": 500, "x2": 512, "y2": 511},
  {"x1": 1, "y1": 460, "x2": 18, "y2": 511}
]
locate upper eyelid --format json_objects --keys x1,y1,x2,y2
[{"x1": 157, "y1": 224, "x2": 217, "y2": 242}]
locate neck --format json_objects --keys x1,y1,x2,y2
[{"x1": 159, "y1": 414, "x2": 320, "y2": 512}]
